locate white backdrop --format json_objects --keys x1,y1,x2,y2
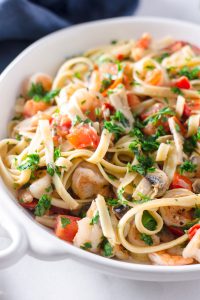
[{"x1": 1, "y1": 1, "x2": 200, "y2": 299}]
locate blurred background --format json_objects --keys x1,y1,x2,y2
[{"x1": 0, "y1": 0, "x2": 200, "y2": 299}]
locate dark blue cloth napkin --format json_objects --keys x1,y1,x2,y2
[{"x1": 0, "y1": 0, "x2": 139, "y2": 71}]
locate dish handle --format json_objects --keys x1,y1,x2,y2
[{"x1": 0, "y1": 213, "x2": 28, "y2": 269}]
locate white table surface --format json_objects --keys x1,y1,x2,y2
[{"x1": 1, "y1": 0, "x2": 200, "y2": 299}]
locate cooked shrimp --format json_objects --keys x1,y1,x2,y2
[
  {"x1": 160, "y1": 206, "x2": 192, "y2": 227},
  {"x1": 148, "y1": 251, "x2": 193, "y2": 266},
  {"x1": 18, "y1": 189, "x2": 33, "y2": 203},
  {"x1": 72, "y1": 88, "x2": 102, "y2": 121},
  {"x1": 73, "y1": 216, "x2": 102, "y2": 253},
  {"x1": 23, "y1": 73, "x2": 53, "y2": 97},
  {"x1": 71, "y1": 162, "x2": 110, "y2": 199}
]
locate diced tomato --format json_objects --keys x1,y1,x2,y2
[
  {"x1": 102, "y1": 102, "x2": 115, "y2": 113},
  {"x1": 55, "y1": 215, "x2": 80, "y2": 242},
  {"x1": 49, "y1": 206, "x2": 70, "y2": 215},
  {"x1": 171, "y1": 173, "x2": 192, "y2": 191},
  {"x1": 23, "y1": 100, "x2": 49, "y2": 117},
  {"x1": 67, "y1": 125, "x2": 100, "y2": 149},
  {"x1": 127, "y1": 93, "x2": 141, "y2": 108},
  {"x1": 175, "y1": 76, "x2": 191, "y2": 89},
  {"x1": 183, "y1": 103, "x2": 192, "y2": 118},
  {"x1": 188, "y1": 224, "x2": 200, "y2": 240},
  {"x1": 51, "y1": 114, "x2": 72, "y2": 138},
  {"x1": 116, "y1": 53, "x2": 124, "y2": 61},
  {"x1": 19, "y1": 199, "x2": 38, "y2": 210},
  {"x1": 168, "y1": 226, "x2": 184, "y2": 237}
]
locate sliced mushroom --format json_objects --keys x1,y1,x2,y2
[
  {"x1": 145, "y1": 169, "x2": 169, "y2": 197},
  {"x1": 192, "y1": 179, "x2": 200, "y2": 194},
  {"x1": 112, "y1": 205, "x2": 129, "y2": 219}
]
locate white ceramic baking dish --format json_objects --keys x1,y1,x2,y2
[{"x1": 0, "y1": 17, "x2": 200, "y2": 281}]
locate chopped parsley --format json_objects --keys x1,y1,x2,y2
[
  {"x1": 179, "y1": 66, "x2": 200, "y2": 80},
  {"x1": 28, "y1": 83, "x2": 59, "y2": 103},
  {"x1": 128, "y1": 155, "x2": 155, "y2": 176},
  {"x1": 106, "y1": 198, "x2": 119, "y2": 206},
  {"x1": 54, "y1": 147, "x2": 61, "y2": 161},
  {"x1": 183, "y1": 135, "x2": 198, "y2": 154},
  {"x1": 171, "y1": 86, "x2": 183, "y2": 96},
  {"x1": 142, "y1": 210, "x2": 157, "y2": 231},
  {"x1": 61, "y1": 217, "x2": 71, "y2": 228},
  {"x1": 100, "y1": 78, "x2": 112, "y2": 92},
  {"x1": 179, "y1": 160, "x2": 197, "y2": 174},
  {"x1": 34, "y1": 194, "x2": 51, "y2": 216},
  {"x1": 107, "y1": 174, "x2": 117, "y2": 180},
  {"x1": 47, "y1": 163, "x2": 55, "y2": 176},
  {"x1": 111, "y1": 111, "x2": 130, "y2": 127},
  {"x1": 16, "y1": 134, "x2": 22, "y2": 141},
  {"x1": 140, "y1": 233, "x2": 153, "y2": 246},
  {"x1": 73, "y1": 115, "x2": 92, "y2": 126},
  {"x1": 45, "y1": 185, "x2": 53, "y2": 193},
  {"x1": 194, "y1": 206, "x2": 200, "y2": 218},
  {"x1": 74, "y1": 72, "x2": 81, "y2": 79},
  {"x1": 81, "y1": 242, "x2": 92, "y2": 250},
  {"x1": 18, "y1": 153, "x2": 40, "y2": 171},
  {"x1": 103, "y1": 121, "x2": 125, "y2": 140},
  {"x1": 90, "y1": 211, "x2": 99, "y2": 225},
  {"x1": 102, "y1": 238, "x2": 113, "y2": 257},
  {"x1": 145, "y1": 65, "x2": 155, "y2": 70}
]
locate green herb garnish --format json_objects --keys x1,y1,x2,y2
[
  {"x1": 171, "y1": 86, "x2": 183, "y2": 95},
  {"x1": 140, "y1": 233, "x2": 153, "y2": 245},
  {"x1": 34, "y1": 194, "x2": 51, "y2": 216},
  {"x1": 142, "y1": 210, "x2": 157, "y2": 231},
  {"x1": 179, "y1": 160, "x2": 197, "y2": 174},
  {"x1": 90, "y1": 211, "x2": 99, "y2": 225},
  {"x1": 18, "y1": 153, "x2": 40, "y2": 171},
  {"x1": 61, "y1": 217, "x2": 71, "y2": 228},
  {"x1": 81, "y1": 242, "x2": 92, "y2": 250}
]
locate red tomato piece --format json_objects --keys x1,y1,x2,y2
[
  {"x1": 102, "y1": 102, "x2": 115, "y2": 113},
  {"x1": 67, "y1": 125, "x2": 100, "y2": 149},
  {"x1": 188, "y1": 224, "x2": 200, "y2": 240},
  {"x1": 183, "y1": 103, "x2": 192, "y2": 118},
  {"x1": 55, "y1": 215, "x2": 80, "y2": 242},
  {"x1": 19, "y1": 199, "x2": 38, "y2": 210},
  {"x1": 175, "y1": 76, "x2": 191, "y2": 89},
  {"x1": 116, "y1": 53, "x2": 124, "y2": 61},
  {"x1": 168, "y1": 226, "x2": 184, "y2": 237},
  {"x1": 171, "y1": 173, "x2": 192, "y2": 191}
]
